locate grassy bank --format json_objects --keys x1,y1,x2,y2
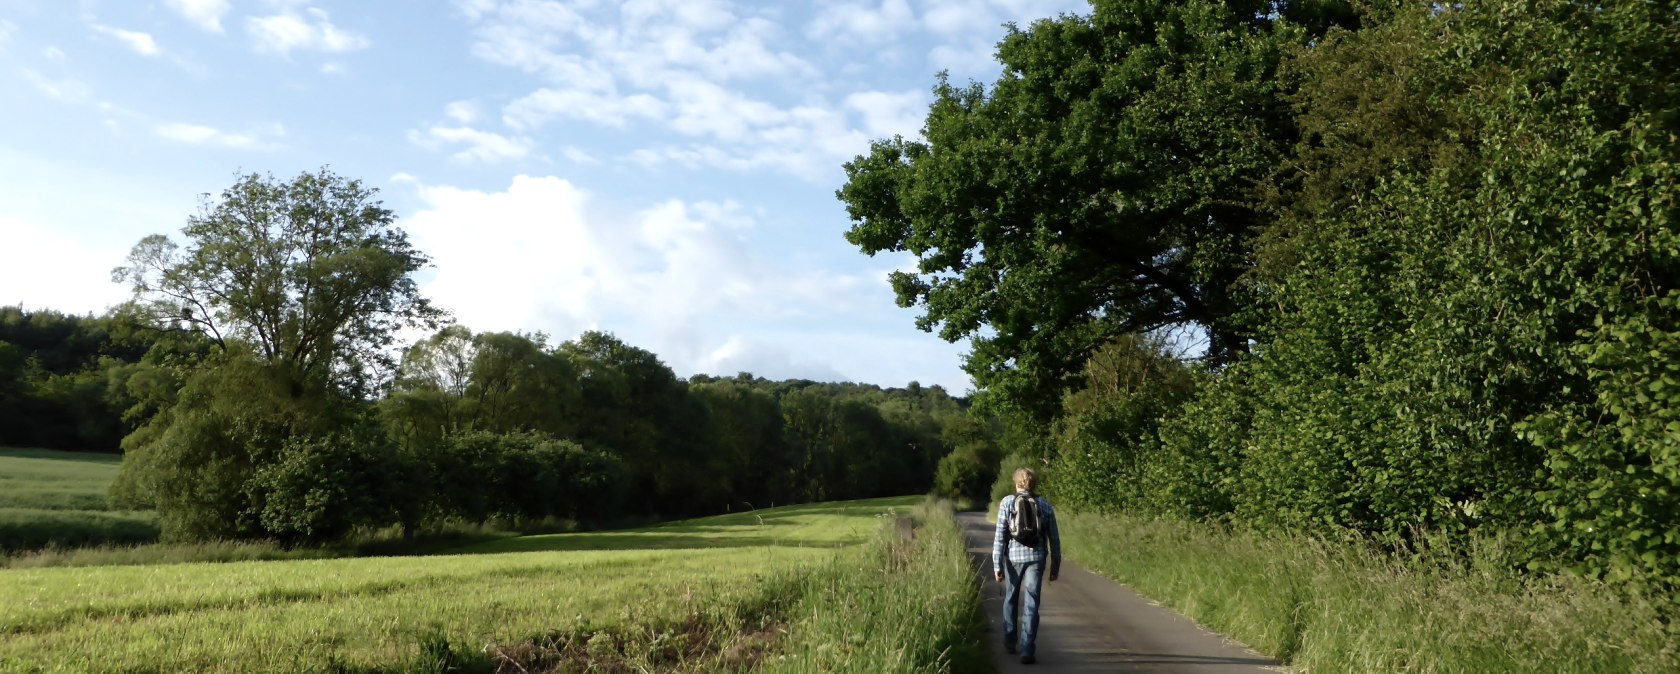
[{"x1": 1062, "y1": 510, "x2": 1679, "y2": 674}]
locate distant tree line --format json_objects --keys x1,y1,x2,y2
[
  {"x1": 1, "y1": 169, "x2": 999, "y2": 546},
  {"x1": 842, "y1": 0, "x2": 1680, "y2": 587},
  {"x1": 0, "y1": 307, "x2": 207, "y2": 453}
]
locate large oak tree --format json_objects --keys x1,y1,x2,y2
[{"x1": 838, "y1": 0, "x2": 1352, "y2": 419}]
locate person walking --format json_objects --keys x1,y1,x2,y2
[{"x1": 992, "y1": 467, "x2": 1061, "y2": 664}]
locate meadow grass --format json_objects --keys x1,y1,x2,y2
[
  {"x1": 0, "y1": 496, "x2": 933, "y2": 673},
  {"x1": 0, "y1": 447, "x2": 160, "y2": 551},
  {"x1": 1061, "y1": 510, "x2": 1680, "y2": 674},
  {"x1": 0, "y1": 447, "x2": 125, "y2": 510}
]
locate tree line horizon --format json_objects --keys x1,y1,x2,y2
[
  {"x1": 0, "y1": 298, "x2": 999, "y2": 544},
  {"x1": 0, "y1": 162, "x2": 999, "y2": 546}
]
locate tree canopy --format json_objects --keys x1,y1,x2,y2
[
  {"x1": 113, "y1": 168, "x2": 444, "y2": 398},
  {"x1": 839, "y1": 0, "x2": 1354, "y2": 421}
]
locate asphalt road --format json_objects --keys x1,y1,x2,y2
[{"x1": 957, "y1": 511, "x2": 1285, "y2": 673}]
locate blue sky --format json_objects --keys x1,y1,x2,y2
[{"x1": 0, "y1": 0, "x2": 1089, "y2": 393}]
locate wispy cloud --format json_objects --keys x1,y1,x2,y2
[
  {"x1": 844, "y1": 90, "x2": 927, "y2": 139},
  {"x1": 154, "y1": 122, "x2": 283, "y2": 150},
  {"x1": 91, "y1": 25, "x2": 161, "y2": 57},
  {"x1": 459, "y1": 0, "x2": 875, "y2": 180},
  {"x1": 167, "y1": 0, "x2": 231, "y2": 33},
  {"x1": 444, "y1": 100, "x2": 479, "y2": 124},
  {"x1": 503, "y1": 87, "x2": 667, "y2": 130},
  {"x1": 247, "y1": 5, "x2": 369, "y2": 55},
  {"x1": 408, "y1": 125, "x2": 534, "y2": 163},
  {"x1": 806, "y1": 0, "x2": 916, "y2": 44},
  {"x1": 561, "y1": 146, "x2": 599, "y2": 165},
  {"x1": 20, "y1": 68, "x2": 94, "y2": 103}
]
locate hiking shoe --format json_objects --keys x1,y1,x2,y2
[
  {"x1": 1004, "y1": 643, "x2": 1017, "y2": 655},
  {"x1": 1021, "y1": 655, "x2": 1037, "y2": 665}
]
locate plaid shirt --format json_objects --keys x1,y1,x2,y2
[{"x1": 992, "y1": 491, "x2": 1061, "y2": 575}]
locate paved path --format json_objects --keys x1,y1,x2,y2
[{"x1": 957, "y1": 512, "x2": 1285, "y2": 673}]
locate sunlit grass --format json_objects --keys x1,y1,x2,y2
[{"x1": 0, "y1": 496, "x2": 922, "y2": 673}]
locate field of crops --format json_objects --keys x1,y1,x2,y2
[
  {"x1": 0, "y1": 448, "x2": 159, "y2": 551},
  {"x1": 0, "y1": 496, "x2": 917, "y2": 673}
]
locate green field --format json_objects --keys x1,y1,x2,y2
[
  {"x1": 0, "y1": 448, "x2": 159, "y2": 551},
  {"x1": 0, "y1": 496, "x2": 933, "y2": 673}
]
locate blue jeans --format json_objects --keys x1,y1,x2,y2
[{"x1": 1003, "y1": 558, "x2": 1045, "y2": 656}]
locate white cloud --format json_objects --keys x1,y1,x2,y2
[
  {"x1": 408, "y1": 125, "x2": 534, "y2": 163},
  {"x1": 929, "y1": 41, "x2": 1002, "y2": 80},
  {"x1": 444, "y1": 100, "x2": 479, "y2": 124},
  {"x1": 247, "y1": 6, "x2": 369, "y2": 55},
  {"x1": 503, "y1": 86, "x2": 667, "y2": 130},
  {"x1": 561, "y1": 146, "x2": 599, "y2": 165},
  {"x1": 19, "y1": 68, "x2": 94, "y2": 103},
  {"x1": 0, "y1": 214, "x2": 132, "y2": 315},
  {"x1": 462, "y1": 1, "x2": 886, "y2": 180},
  {"x1": 918, "y1": 0, "x2": 1091, "y2": 80},
  {"x1": 845, "y1": 90, "x2": 927, "y2": 139},
  {"x1": 0, "y1": 19, "x2": 16, "y2": 51},
  {"x1": 167, "y1": 0, "x2": 231, "y2": 32},
  {"x1": 153, "y1": 122, "x2": 281, "y2": 150},
  {"x1": 43, "y1": 46, "x2": 66, "y2": 60},
  {"x1": 702, "y1": 336, "x2": 850, "y2": 383},
  {"x1": 400, "y1": 175, "x2": 893, "y2": 382},
  {"x1": 92, "y1": 25, "x2": 161, "y2": 57},
  {"x1": 806, "y1": 0, "x2": 916, "y2": 44},
  {"x1": 454, "y1": 0, "x2": 499, "y2": 22}
]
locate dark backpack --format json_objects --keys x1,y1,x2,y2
[{"x1": 1008, "y1": 493, "x2": 1042, "y2": 548}]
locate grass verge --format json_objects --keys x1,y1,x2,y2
[
  {"x1": 760, "y1": 498, "x2": 991, "y2": 674},
  {"x1": 1062, "y1": 510, "x2": 1680, "y2": 674}
]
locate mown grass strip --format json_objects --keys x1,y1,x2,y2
[{"x1": 1061, "y1": 510, "x2": 1680, "y2": 674}]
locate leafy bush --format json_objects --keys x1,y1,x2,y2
[{"x1": 933, "y1": 446, "x2": 991, "y2": 504}]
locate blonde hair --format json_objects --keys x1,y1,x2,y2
[{"x1": 1012, "y1": 467, "x2": 1037, "y2": 492}]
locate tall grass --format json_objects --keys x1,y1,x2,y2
[
  {"x1": 762, "y1": 499, "x2": 991, "y2": 674},
  {"x1": 1062, "y1": 510, "x2": 1680, "y2": 674}
]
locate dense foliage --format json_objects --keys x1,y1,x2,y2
[
  {"x1": 382, "y1": 326, "x2": 981, "y2": 525},
  {"x1": 842, "y1": 0, "x2": 1680, "y2": 586},
  {"x1": 0, "y1": 307, "x2": 204, "y2": 453}
]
